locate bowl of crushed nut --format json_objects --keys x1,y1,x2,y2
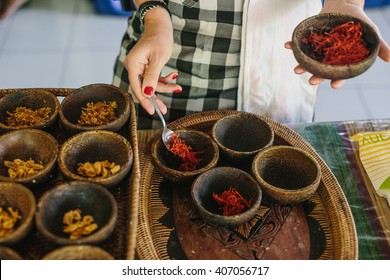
[
  {"x1": 58, "y1": 130, "x2": 133, "y2": 188},
  {"x1": 0, "y1": 129, "x2": 58, "y2": 186},
  {"x1": 59, "y1": 83, "x2": 131, "y2": 135},
  {"x1": 0, "y1": 90, "x2": 60, "y2": 133},
  {"x1": 35, "y1": 181, "x2": 117, "y2": 245}
]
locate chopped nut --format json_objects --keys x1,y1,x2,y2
[
  {"x1": 62, "y1": 209, "x2": 98, "y2": 239},
  {"x1": 6, "y1": 106, "x2": 51, "y2": 127},
  {"x1": 0, "y1": 207, "x2": 22, "y2": 238},
  {"x1": 4, "y1": 158, "x2": 44, "y2": 178},
  {"x1": 77, "y1": 101, "x2": 117, "y2": 126},
  {"x1": 77, "y1": 160, "x2": 121, "y2": 178}
]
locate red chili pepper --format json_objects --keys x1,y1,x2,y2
[
  {"x1": 168, "y1": 133, "x2": 204, "y2": 171},
  {"x1": 301, "y1": 21, "x2": 370, "y2": 65},
  {"x1": 212, "y1": 187, "x2": 253, "y2": 216}
]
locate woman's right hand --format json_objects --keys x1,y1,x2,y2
[{"x1": 123, "y1": 6, "x2": 181, "y2": 115}]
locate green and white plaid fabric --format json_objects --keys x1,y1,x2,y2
[{"x1": 113, "y1": 0, "x2": 243, "y2": 129}]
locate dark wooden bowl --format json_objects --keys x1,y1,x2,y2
[
  {"x1": 42, "y1": 245, "x2": 114, "y2": 260},
  {"x1": 35, "y1": 181, "x2": 118, "y2": 245},
  {"x1": 58, "y1": 130, "x2": 133, "y2": 188},
  {"x1": 252, "y1": 146, "x2": 321, "y2": 204},
  {"x1": 211, "y1": 112, "x2": 274, "y2": 164},
  {"x1": 151, "y1": 129, "x2": 219, "y2": 182},
  {"x1": 0, "y1": 90, "x2": 60, "y2": 133},
  {"x1": 0, "y1": 182, "x2": 36, "y2": 245},
  {"x1": 0, "y1": 246, "x2": 23, "y2": 259},
  {"x1": 292, "y1": 13, "x2": 380, "y2": 80},
  {"x1": 59, "y1": 83, "x2": 131, "y2": 135},
  {"x1": 191, "y1": 167, "x2": 262, "y2": 227},
  {"x1": 0, "y1": 129, "x2": 58, "y2": 187}
]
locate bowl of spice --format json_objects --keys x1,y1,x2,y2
[
  {"x1": 59, "y1": 83, "x2": 131, "y2": 135},
  {"x1": 292, "y1": 13, "x2": 380, "y2": 80},
  {"x1": 150, "y1": 129, "x2": 219, "y2": 182},
  {"x1": 58, "y1": 130, "x2": 133, "y2": 188},
  {"x1": 191, "y1": 166, "x2": 262, "y2": 227},
  {"x1": 0, "y1": 182, "x2": 36, "y2": 245},
  {"x1": 0, "y1": 90, "x2": 60, "y2": 133},
  {"x1": 0, "y1": 129, "x2": 58, "y2": 186},
  {"x1": 35, "y1": 181, "x2": 118, "y2": 245},
  {"x1": 252, "y1": 146, "x2": 321, "y2": 204},
  {"x1": 42, "y1": 245, "x2": 114, "y2": 260}
]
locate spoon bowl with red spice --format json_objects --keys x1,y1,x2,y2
[
  {"x1": 292, "y1": 13, "x2": 380, "y2": 80},
  {"x1": 150, "y1": 129, "x2": 219, "y2": 182},
  {"x1": 191, "y1": 166, "x2": 262, "y2": 227}
]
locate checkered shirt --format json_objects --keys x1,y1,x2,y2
[{"x1": 113, "y1": 0, "x2": 243, "y2": 129}]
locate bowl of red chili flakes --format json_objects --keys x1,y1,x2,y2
[
  {"x1": 292, "y1": 13, "x2": 380, "y2": 80},
  {"x1": 150, "y1": 129, "x2": 219, "y2": 183},
  {"x1": 191, "y1": 167, "x2": 262, "y2": 227},
  {"x1": 0, "y1": 90, "x2": 60, "y2": 133},
  {"x1": 59, "y1": 83, "x2": 131, "y2": 135}
]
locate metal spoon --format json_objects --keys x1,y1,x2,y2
[{"x1": 148, "y1": 96, "x2": 175, "y2": 150}]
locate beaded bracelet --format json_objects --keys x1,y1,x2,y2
[{"x1": 137, "y1": 1, "x2": 171, "y2": 25}]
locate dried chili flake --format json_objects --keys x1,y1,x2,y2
[
  {"x1": 212, "y1": 187, "x2": 253, "y2": 216},
  {"x1": 301, "y1": 21, "x2": 370, "y2": 65},
  {"x1": 168, "y1": 133, "x2": 204, "y2": 171}
]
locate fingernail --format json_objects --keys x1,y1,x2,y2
[
  {"x1": 143, "y1": 86, "x2": 154, "y2": 96},
  {"x1": 172, "y1": 73, "x2": 179, "y2": 80},
  {"x1": 173, "y1": 89, "x2": 182, "y2": 94}
]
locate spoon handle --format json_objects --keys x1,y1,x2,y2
[{"x1": 148, "y1": 97, "x2": 167, "y2": 128}]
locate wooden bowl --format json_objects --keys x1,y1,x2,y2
[
  {"x1": 35, "y1": 181, "x2": 118, "y2": 245},
  {"x1": 42, "y1": 245, "x2": 114, "y2": 260},
  {"x1": 0, "y1": 182, "x2": 36, "y2": 245},
  {"x1": 211, "y1": 112, "x2": 274, "y2": 164},
  {"x1": 252, "y1": 146, "x2": 321, "y2": 204},
  {"x1": 0, "y1": 90, "x2": 60, "y2": 133},
  {"x1": 191, "y1": 167, "x2": 262, "y2": 227},
  {"x1": 59, "y1": 83, "x2": 131, "y2": 135},
  {"x1": 0, "y1": 129, "x2": 58, "y2": 187},
  {"x1": 150, "y1": 129, "x2": 219, "y2": 182},
  {"x1": 58, "y1": 130, "x2": 133, "y2": 188},
  {"x1": 0, "y1": 246, "x2": 23, "y2": 260},
  {"x1": 292, "y1": 13, "x2": 380, "y2": 80}
]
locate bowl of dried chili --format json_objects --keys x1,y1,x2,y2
[
  {"x1": 150, "y1": 129, "x2": 219, "y2": 183},
  {"x1": 191, "y1": 166, "x2": 262, "y2": 227},
  {"x1": 292, "y1": 13, "x2": 380, "y2": 80},
  {"x1": 0, "y1": 90, "x2": 60, "y2": 133},
  {"x1": 59, "y1": 83, "x2": 131, "y2": 135},
  {"x1": 252, "y1": 146, "x2": 321, "y2": 205}
]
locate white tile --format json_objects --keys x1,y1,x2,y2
[
  {"x1": 61, "y1": 49, "x2": 118, "y2": 88},
  {"x1": 359, "y1": 85, "x2": 390, "y2": 120},
  {"x1": 0, "y1": 51, "x2": 64, "y2": 88},
  {"x1": 3, "y1": 10, "x2": 74, "y2": 51},
  {"x1": 70, "y1": 14, "x2": 127, "y2": 50},
  {"x1": 314, "y1": 84, "x2": 369, "y2": 122}
]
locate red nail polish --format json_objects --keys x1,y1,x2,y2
[
  {"x1": 173, "y1": 89, "x2": 182, "y2": 94},
  {"x1": 144, "y1": 86, "x2": 154, "y2": 96},
  {"x1": 172, "y1": 73, "x2": 179, "y2": 80}
]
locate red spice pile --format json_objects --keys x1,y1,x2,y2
[
  {"x1": 212, "y1": 187, "x2": 253, "y2": 216},
  {"x1": 169, "y1": 133, "x2": 204, "y2": 171},
  {"x1": 301, "y1": 21, "x2": 370, "y2": 65}
]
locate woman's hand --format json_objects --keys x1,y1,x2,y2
[
  {"x1": 123, "y1": 7, "x2": 182, "y2": 115},
  {"x1": 286, "y1": 0, "x2": 390, "y2": 88}
]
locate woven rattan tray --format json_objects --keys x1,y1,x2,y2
[
  {"x1": 137, "y1": 110, "x2": 358, "y2": 260},
  {"x1": 0, "y1": 88, "x2": 140, "y2": 260}
]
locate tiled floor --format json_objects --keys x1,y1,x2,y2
[{"x1": 0, "y1": 0, "x2": 389, "y2": 123}]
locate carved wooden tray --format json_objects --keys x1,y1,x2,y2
[{"x1": 137, "y1": 110, "x2": 358, "y2": 260}]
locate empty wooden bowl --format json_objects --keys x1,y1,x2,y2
[
  {"x1": 150, "y1": 129, "x2": 219, "y2": 182},
  {"x1": 42, "y1": 245, "x2": 114, "y2": 260},
  {"x1": 292, "y1": 13, "x2": 380, "y2": 80},
  {"x1": 252, "y1": 146, "x2": 321, "y2": 204},
  {"x1": 59, "y1": 83, "x2": 131, "y2": 135},
  {"x1": 35, "y1": 181, "x2": 118, "y2": 245},
  {"x1": 191, "y1": 166, "x2": 262, "y2": 227},
  {"x1": 0, "y1": 90, "x2": 60, "y2": 133},
  {"x1": 58, "y1": 130, "x2": 133, "y2": 188},
  {"x1": 0, "y1": 182, "x2": 36, "y2": 245},
  {"x1": 211, "y1": 112, "x2": 274, "y2": 164},
  {"x1": 0, "y1": 129, "x2": 58, "y2": 187}
]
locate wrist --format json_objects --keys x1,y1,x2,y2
[{"x1": 137, "y1": 1, "x2": 171, "y2": 26}]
